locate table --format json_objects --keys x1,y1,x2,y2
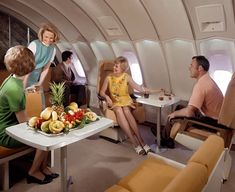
[
  {"x1": 6, "y1": 117, "x2": 113, "y2": 192},
  {"x1": 137, "y1": 94, "x2": 180, "y2": 153}
]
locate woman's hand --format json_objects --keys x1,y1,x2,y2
[
  {"x1": 25, "y1": 84, "x2": 40, "y2": 92},
  {"x1": 168, "y1": 113, "x2": 175, "y2": 120},
  {"x1": 33, "y1": 84, "x2": 41, "y2": 91},
  {"x1": 105, "y1": 96, "x2": 113, "y2": 108}
]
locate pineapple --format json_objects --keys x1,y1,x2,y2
[{"x1": 50, "y1": 82, "x2": 65, "y2": 115}]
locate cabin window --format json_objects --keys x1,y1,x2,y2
[
  {"x1": 71, "y1": 50, "x2": 86, "y2": 78},
  {"x1": 209, "y1": 54, "x2": 233, "y2": 95},
  {"x1": 0, "y1": 11, "x2": 37, "y2": 70},
  {"x1": 122, "y1": 52, "x2": 143, "y2": 85},
  {"x1": 213, "y1": 70, "x2": 232, "y2": 95}
]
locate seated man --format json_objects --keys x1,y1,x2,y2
[
  {"x1": 162, "y1": 55, "x2": 224, "y2": 148},
  {"x1": 51, "y1": 51, "x2": 86, "y2": 106}
]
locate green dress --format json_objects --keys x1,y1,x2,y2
[
  {"x1": 108, "y1": 73, "x2": 133, "y2": 107},
  {"x1": 0, "y1": 75, "x2": 25, "y2": 148}
]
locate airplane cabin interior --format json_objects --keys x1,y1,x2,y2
[{"x1": 0, "y1": 0, "x2": 235, "y2": 192}]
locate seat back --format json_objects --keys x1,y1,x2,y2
[
  {"x1": 0, "y1": 70, "x2": 10, "y2": 86},
  {"x1": 97, "y1": 60, "x2": 113, "y2": 99},
  {"x1": 218, "y1": 73, "x2": 235, "y2": 129},
  {"x1": 97, "y1": 60, "x2": 134, "y2": 97}
]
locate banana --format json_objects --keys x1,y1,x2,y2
[
  {"x1": 40, "y1": 107, "x2": 53, "y2": 120},
  {"x1": 40, "y1": 120, "x2": 51, "y2": 133},
  {"x1": 85, "y1": 112, "x2": 97, "y2": 121},
  {"x1": 49, "y1": 120, "x2": 65, "y2": 134},
  {"x1": 52, "y1": 111, "x2": 58, "y2": 121},
  {"x1": 28, "y1": 116, "x2": 39, "y2": 127}
]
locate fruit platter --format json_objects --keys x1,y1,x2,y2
[
  {"x1": 27, "y1": 82, "x2": 98, "y2": 136},
  {"x1": 28, "y1": 102, "x2": 99, "y2": 136}
]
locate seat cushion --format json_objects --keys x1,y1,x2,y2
[
  {"x1": 118, "y1": 156, "x2": 181, "y2": 192},
  {"x1": 163, "y1": 162, "x2": 208, "y2": 192},
  {"x1": 187, "y1": 127, "x2": 216, "y2": 137},
  {"x1": 188, "y1": 135, "x2": 224, "y2": 176},
  {"x1": 105, "y1": 185, "x2": 130, "y2": 192},
  {"x1": 0, "y1": 146, "x2": 30, "y2": 159}
]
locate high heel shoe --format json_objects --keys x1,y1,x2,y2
[
  {"x1": 26, "y1": 174, "x2": 52, "y2": 185},
  {"x1": 43, "y1": 172, "x2": 60, "y2": 179}
]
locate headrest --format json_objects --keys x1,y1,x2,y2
[{"x1": 103, "y1": 61, "x2": 114, "y2": 71}]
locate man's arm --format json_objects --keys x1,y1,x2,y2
[{"x1": 168, "y1": 105, "x2": 198, "y2": 120}]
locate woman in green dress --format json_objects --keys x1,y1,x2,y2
[{"x1": 0, "y1": 46, "x2": 58, "y2": 184}]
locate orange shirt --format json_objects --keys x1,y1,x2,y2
[{"x1": 188, "y1": 73, "x2": 223, "y2": 119}]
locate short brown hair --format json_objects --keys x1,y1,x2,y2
[
  {"x1": 4, "y1": 45, "x2": 35, "y2": 76},
  {"x1": 114, "y1": 56, "x2": 129, "y2": 71},
  {"x1": 192, "y1": 56, "x2": 210, "y2": 71},
  {"x1": 38, "y1": 23, "x2": 60, "y2": 43}
]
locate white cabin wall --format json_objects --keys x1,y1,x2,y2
[
  {"x1": 90, "y1": 41, "x2": 115, "y2": 61},
  {"x1": 164, "y1": 39, "x2": 196, "y2": 101},
  {"x1": 72, "y1": 42, "x2": 99, "y2": 108},
  {"x1": 111, "y1": 41, "x2": 133, "y2": 56},
  {"x1": 198, "y1": 39, "x2": 235, "y2": 73},
  {"x1": 197, "y1": 38, "x2": 235, "y2": 94},
  {"x1": 184, "y1": 0, "x2": 235, "y2": 39},
  {"x1": 56, "y1": 41, "x2": 73, "y2": 52},
  {"x1": 142, "y1": 0, "x2": 194, "y2": 40},
  {"x1": 135, "y1": 40, "x2": 170, "y2": 90},
  {"x1": 106, "y1": 0, "x2": 158, "y2": 40}
]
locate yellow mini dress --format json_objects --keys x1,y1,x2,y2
[{"x1": 108, "y1": 73, "x2": 133, "y2": 107}]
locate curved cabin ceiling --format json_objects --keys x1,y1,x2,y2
[{"x1": 0, "y1": 0, "x2": 235, "y2": 103}]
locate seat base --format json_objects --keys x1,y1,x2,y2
[{"x1": 99, "y1": 127, "x2": 128, "y2": 143}]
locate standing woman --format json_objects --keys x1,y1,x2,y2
[
  {"x1": 100, "y1": 56, "x2": 162, "y2": 155},
  {"x1": 24, "y1": 23, "x2": 60, "y2": 106}
]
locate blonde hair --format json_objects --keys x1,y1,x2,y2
[
  {"x1": 38, "y1": 23, "x2": 60, "y2": 43},
  {"x1": 114, "y1": 56, "x2": 129, "y2": 72},
  {"x1": 4, "y1": 45, "x2": 35, "y2": 76}
]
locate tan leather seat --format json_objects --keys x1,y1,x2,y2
[
  {"x1": 170, "y1": 73, "x2": 235, "y2": 181},
  {"x1": 97, "y1": 60, "x2": 146, "y2": 142}
]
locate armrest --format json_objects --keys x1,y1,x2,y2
[
  {"x1": 170, "y1": 116, "x2": 231, "y2": 131},
  {"x1": 171, "y1": 116, "x2": 234, "y2": 148}
]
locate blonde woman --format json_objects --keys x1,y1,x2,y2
[
  {"x1": 100, "y1": 56, "x2": 162, "y2": 155},
  {"x1": 24, "y1": 23, "x2": 60, "y2": 107}
]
